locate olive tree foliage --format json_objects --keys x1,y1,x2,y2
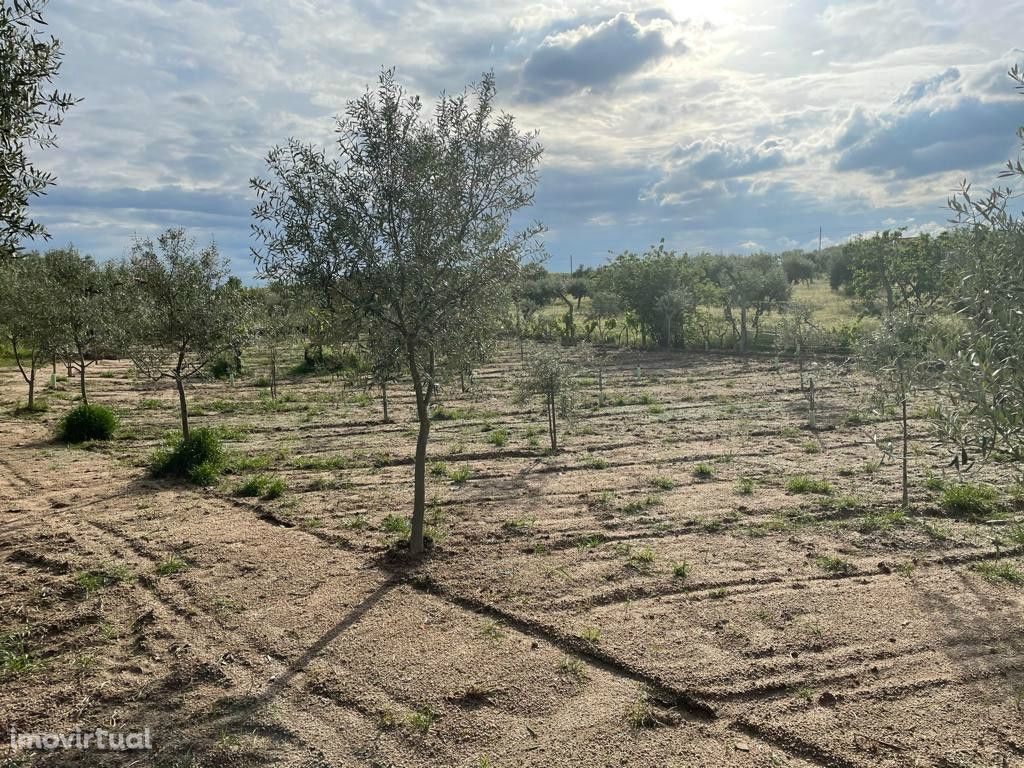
[
  {"x1": 44, "y1": 247, "x2": 118, "y2": 404},
  {"x1": 597, "y1": 242, "x2": 708, "y2": 347},
  {"x1": 124, "y1": 229, "x2": 251, "y2": 439},
  {"x1": 0, "y1": 252, "x2": 54, "y2": 408},
  {"x1": 712, "y1": 253, "x2": 791, "y2": 351},
  {"x1": 781, "y1": 251, "x2": 816, "y2": 285},
  {"x1": 256, "y1": 285, "x2": 301, "y2": 401},
  {"x1": 857, "y1": 310, "x2": 934, "y2": 509},
  {"x1": 516, "y1": 345, "x2": 580, "y2": 451},
  {"x1": 251, "y1": 69, "x2": 543, "y2": 555},
  {"x1": 1, "y1": 0, "x2": 78, "y2": 259},
  {"x1": 837, "y1": 230, "x2": 946, "y2": 315},
  {"x1": 936, "y1": 64, "x2": 1024, "y2": 464}
]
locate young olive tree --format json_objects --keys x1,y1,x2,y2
[
  {"x1": 252, "y1": 69, "x2": 542, "y2": 555},
  {"x1": 856, "y1": 310, "x2": 933, "y2": 509},
  {"x1": 256, "y1": 285, "x2": 299, "y2": 401},
  {"x1": 0, "y1": 252, "x2": 55, "y2": 408},
  {"x1": 774, "y1": 302, "x2": 823, "y2": 392},
  {"x1": 125, "y1": 229, "x2": 250, "y2": 439},
  {"x1": 516, "y1": 346, "x2": 579, "y2": 451},
  {"x1": 44, "y1": 247, "x2": 117, "y2": 404},
  {"x1": 775, "y1": 302, "x2": 826, "y2": 428},
  {"x1": 361, "y1": 321, "x2": 403, "y2": 423},
  {"x1": 0, "y1": 0, "x2": 78, "y2": 259}
]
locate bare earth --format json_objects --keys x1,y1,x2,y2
[{"x1": 1, "y1": 348, "x2": 1022, "y2": 767}]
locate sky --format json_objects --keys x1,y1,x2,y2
[{"x1": 24, "y1": 0, "x2": 1024, "y2": 277}]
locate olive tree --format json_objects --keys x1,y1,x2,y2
[
  {"x1": 0, "y1": 252, "x2": 55, "y2": 408},
  {"x1": 841, "y1": 230, "x2": 945, "y2": 315},
  {"x1": 936, "y1": 66, "x2": 1024, "y2": 463},
  {"x1": 654, "y1": 289, "x2": 692, "y2": 349},
  {"x1": 1, "y1": 0, "x2": 78, "y2": 259},
  {"x1": 775, "y1": 302, "x2": 826, "y2": 428},
  {"x1": 256, "y1": 285, "x2": 300, "y2": 401},
  {"x1": 856, "y1": 310, "x2": 933, "y2": 509},
  {"x1": 252, "y1": 69, "x2": 542, "y2": 555},
  {"x1": 125, "y1": 229, "x2": 250, "y2": 439},
  {"x1": 361, "y1": 321, "x2": 403, "y2": 423},
  {"x1": 44, "y1": 247, "x2": 117, "y2": 404},
  {"x1": 714, "y1": 253, "x2": 791, "y2": 351},
  {"x1": 516, "y1": 345, "x2": 579, "y2": 451}
]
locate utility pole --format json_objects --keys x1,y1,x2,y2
[
  {"x1": 569, "y1": 253, "x2": 573, "y2": 274},
  {"x1": 818, "y1": 226, "x2": 822, "y2": 253}
]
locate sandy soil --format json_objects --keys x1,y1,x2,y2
[{"x1": 1, "y1": 347, "x2": 1022, "y2": 767}]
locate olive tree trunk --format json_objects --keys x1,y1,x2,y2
[{"x1": 176, "y1": 376, "x2": 190, "y2": 440}]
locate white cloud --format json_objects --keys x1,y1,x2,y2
[{"x1": 22, "y1": 0, "x2": 1024, "y2": 274}]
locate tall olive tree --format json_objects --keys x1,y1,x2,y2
[
  {"x1": 841, "y1": 230, "x2": 946, "y2": 315},
  {"x1": 1, "y1": 0, "x2": 78, "y2": 259},
  {"x1": 714, "y1": 253, "x2": 791, "y2": 351},
  {"x1": 125, "y1": 229, "x2": 250, "y2": 439},
  {"x1": 252, "y1": 69, "x2": 542, "y2": 555}
]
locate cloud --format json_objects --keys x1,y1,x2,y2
[
  {"x1": 833, "y1": 63, "x2": 1021, "y2": 177},
  {"x1": 16, "y1": 0, "x2": 1024, "y2": 276},
  {"x1": 520, "y1": 12, "x2": 687, "y2": 99},
  {"x1": 667, "y1": 138, "x2": 788, "y2": 180},
  {"x1": 895, "y1": 66, "x2": 960, "y2": 105},
  {"x1": 645, "y1": 137, "x2": 791, "y2": 207}
]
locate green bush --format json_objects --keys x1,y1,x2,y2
[
  {"x1": 151, "y1": 428, "x2": 224, "y2": 486},
  {"x1": 57, "y1": 404, "x2": 118, "y2": 443},
  {"x1": 208, "y1": 357, "x2": 235, "y2": 379},
  {"x1": 235, "y1": 475, "x2": 269, "y2": 497}
]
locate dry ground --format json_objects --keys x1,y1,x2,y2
[{"x1": 1, "y1": 346, "x2": 1022, "y2": 767}]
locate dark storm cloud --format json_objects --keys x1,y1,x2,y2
[{"x1": 520, "y1": 12, "x2": 687, "y2": 100}]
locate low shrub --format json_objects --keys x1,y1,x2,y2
[
  {"x1": 151, "y1": 428, "x2": 224, "y2": 486},
  {"x1": 57, "y1": 404, "x2": 118, "y2": 443}
]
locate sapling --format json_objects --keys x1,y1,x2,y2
[
  {"x1": 856, "y1": 310, "x2": 934, "y2": 509},
  {"x1": 516, "y1": 346, "x2": 580, "y2": 451}
]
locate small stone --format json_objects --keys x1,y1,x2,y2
[{"x1": 734, "y1": 741, "x2": 751, "y2": 752}]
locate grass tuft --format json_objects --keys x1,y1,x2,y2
[
  {"x1": 787, "y1": 476, "x2": 832, "y2": 495},
  {"x1": 941, "y1": 483, "x2": 1003, "y2": 519}
]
